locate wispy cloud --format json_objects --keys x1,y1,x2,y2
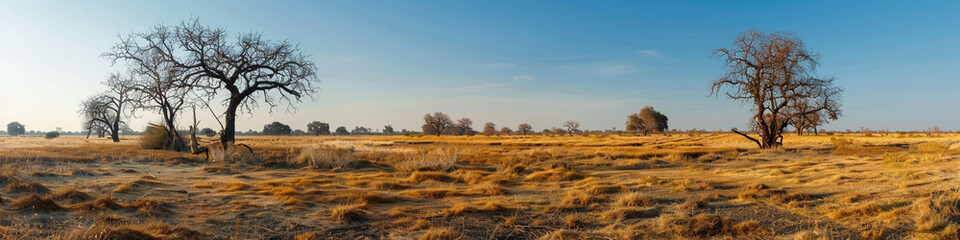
[
  {"x1": 561, "y1": 61, "x2": 642, "y2": 76},
  {"x1": 512, "y1": 75, "x2": 535, "y2": 81},
  {"x1": 637, "y1": 49, "x2": 661, "y2": 57}
]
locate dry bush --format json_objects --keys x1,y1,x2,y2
[
  {"x1": 330, "y1": 204, "x2": 367, "y2": 223},
  {"x1": 587, "y1": 184, "x2": 624, "y2": 195},
  {"x1": 557, "y1": 189, "x2": 601, "y2": 208},
  {"x1": 395, "y1": 147, "x2": 459, "y2": 172},
  {"x1": 678, "y1": 197, "x2": 709, "y2": 213},
  {"x1": 637, "y1": 175, "x2": 665, "y2": 186},
  {"x1": 614, "y1": 192, "x2": 656, "y2": 207},
  {"x1": 209, "y1": 146, "x2": 259, "y2": 165},
  {"x1": 11, "y1": 194, "x2": 62, "y2": 211},
  {"x1": 600, "y1": 206, "x2": 660, "y2": 221},
  {"x1": 827, "y1": 202, "x2": 884, "y2": 219},
  {"x1": 293, "y1": 145, "x2": 356, "y2": 169},
  {"x1": 139, "y1": 123, "x2": 185, "y2": 150}
]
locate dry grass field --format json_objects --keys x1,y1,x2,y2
[{"x1": 2, "y1": 133, "x2": 960, "y2": 239}]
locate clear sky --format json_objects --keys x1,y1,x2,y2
[{"x1": 1, "y1": 1, "x2": 958, "y2": 133}]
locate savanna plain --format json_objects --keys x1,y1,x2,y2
[{"x1": 2, "y1": 133, "x2": 960, "y2": 239}]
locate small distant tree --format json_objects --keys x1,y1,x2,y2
[
  {"x1": 455, "y1": 118, "x2": 473, "y2": 135},
  {"x1": 45, "y1": 131, "x2": 61, "y2": 139},
  {"x1": 351, "y1": 126, "x2": 370, "y2": 134},
  {"x1": 627, "y1": 106, "x2": 668, "y2": 135},
  {"x1": 6, "y1": 122, "x2": 25, "y2": 136},
  {"x1": 563, "y1": 121, "x2": 580, "y2": 135},
  {"x1": 262, "y1": 122, "x2": 292, "y2": 135},
  {"x1": 335, "y1": 126, "x2": 349, "y2": 135},
  {"x1": 517, "y1": 123, "x2": 533, "y2": 135},
  {"x1": 383, "y1": 125, "x2": 395, "y2": 134},
  {"x1": 500, "y1": 127, "x2": 513, "y2": 135},
  {"x1": 307, "y1": 121, "x2": 330, "y2": 136},
  {"x1": 200, "y1": 128, "x2": 217, "y2": 137},
  {"x1": 482, "y1": 122, "x2": 497, "y2": 136},
  {"x1": 423, "y1": 112, "x2": 454, "y2": 136}
]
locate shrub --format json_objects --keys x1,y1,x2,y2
[
  {"x1": 140, "y1": 123, "x2": 185, "y2": 150},
  {"x1": 210, "y1": 146, "x2": 259, "y2": 165},
  {"x1": 293, "y1": 145, "x2": 355, "y2": 169},
  {"x1": 44, "y1": 131, "x2": 60, "y2": 139}
]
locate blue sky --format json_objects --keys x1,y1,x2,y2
[{"x1": 1, "y1": 1, "x2": 958, "y2": 132}]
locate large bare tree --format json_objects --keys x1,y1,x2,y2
[
  {"x1": 710, "y1": 30, "x2": 842, "y2": 148},
  {"x1": 78, "y1": 74, "x2": 136, "y2": 142},
  {"x1": 107, "y1": 19, "x2": 318, "y2": 149}
]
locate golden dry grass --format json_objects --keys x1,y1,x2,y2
[{"x1": 1, "y1": 133, "x2": 960, "y2": 238}]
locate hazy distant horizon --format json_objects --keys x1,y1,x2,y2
[{"x1": 2, "y1": 1, "x2": 958, "y2": 133}]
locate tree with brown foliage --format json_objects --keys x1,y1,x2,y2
[
  {"x1": 517, "y1": 123, "x2": 533, "y2": 135},
  {"x1": 626, "y1": 106, "x2": 668, "y2": 135},
  {"x1": 710, "y1": 29, "x2": 842, "y2": 148},
  {"x1": 482, "y1": 122, "x2": 497, "y2": 136}
]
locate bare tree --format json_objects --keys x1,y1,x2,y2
[
  {"x1": 79, "y1": 74, "x2": 136, "y2": 142},
  {"x1": 455, "y1": 117, "x2": 473, "y2": 135},
  {"x1": 563, "y1": 121, "x2": 580, "y2": 135},
  {"x1": 787, "y1": 101, "x2": 821, "y2": 135},
  {"x1": 500, "y1": 127, "x2": 512, "y2": 135},
  {"x1": 107, "y1": 19, "x2": 319, "y2": 149},
  {"x1": 517, "y1": 123, "x2": 533, "y2": 135},
  {"x1": 423, "y1": 112, "x2": 453, "y2": 136},
  {"x1": 710, "y1": 29, "x2": 842, "y2": 148}
]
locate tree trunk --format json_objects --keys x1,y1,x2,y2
[
  {"x1": 111, "y1": 120, "x2": 120, "y2": 142},
  {"x1": 221, "y1": 100, "x2": 239, "y2": 150}
]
